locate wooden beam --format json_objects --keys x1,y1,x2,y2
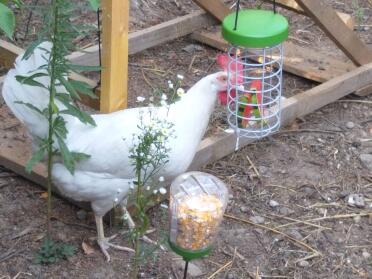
[
  {"x1": 0, "y1": 40, "x2": 23, "y2": 68},
  {"x1": 67, "y1": 10, "x2": 216, "y2": 67},
  {"x1": 189, "y1": 62, "x2": 372, "y2": 170},
  {"x1": 100, "y1": 0, "x2": 129, "y2": 113},
  {"x1": 192, "y1": 0, "x2": 230, "y2": 22},
  {"x1": 295, "y1": 0, "x2": 372, "y2": 66},
  {"x1": 191, "y1": 29, "x2": 355, "y2": 83},
  {"x1": 262, "y1": 0, "x2": 354, "y2": 30}
]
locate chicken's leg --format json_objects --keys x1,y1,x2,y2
[{"x1": 95, "y1": 215, "x2": 135, "y2": 262}]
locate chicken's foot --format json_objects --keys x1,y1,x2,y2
[{"x1": 95, "y1": 215, "x2": 135, "y2": 262}]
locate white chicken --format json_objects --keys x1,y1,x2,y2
[{"x1": 2, "y1": 42, "x2": 228, "y2": 261}]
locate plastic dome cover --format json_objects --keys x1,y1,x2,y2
[{"x1": 169, "y1": 172, "x2": 229, "y2": 252}]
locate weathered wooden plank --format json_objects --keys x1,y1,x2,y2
[
  {"x1": 67, "y1": 10, "x2": 216, "y2": 67},
  {"x1": 192, "y1": 0, "x2": 230, "y2": 22},
  {"x1": 191, "y1": 29, "x2": 355, "y2": 83},
  {"x1": 295, "y1": 0, "x2": 372, "y2": 66},
  {"x1": 0, "y1": 40, "x2": 23, "y2": 68},
  {"x1": 189, "y1": 62, "x2": 372, "y2": 170},
  {"x1": 262, "y1": 0, "x2": 354, "y2": 30},
  {"x1": 100, "y1": 0, "x2": 129, "y2": 113},
  {"x1": 266, "y1": 0, "x2": 354, "y2": 27}
]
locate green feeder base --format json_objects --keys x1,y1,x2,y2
[{"x1": 168, "y1": 239, "x2": 212, "y2": 262}]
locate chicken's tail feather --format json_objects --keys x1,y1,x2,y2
[{"x1": 2, "y1": 42, "x2": 53, "y2": 139}]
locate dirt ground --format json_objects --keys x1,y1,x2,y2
[{"x1": 1, "y1": 0, "x2": 372, "y2": 278}]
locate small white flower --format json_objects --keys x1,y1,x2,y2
[
  {"x1": 161, "y1": 128, "x2": 168, "y2": 136},
  {"x1": 177, "y1": 88, "x2": 185, "y2": 97},
  {"x1": 160, "y1": 100, "x2": 167, "y2": 107},
  {"x1": 146, "y1": 186, "x2": 150, "y2": 191},
  {"x1": 161, "y1": 94, "x2": 168, "y2": 100},
  {"x1": 159, "y1": 187, "x2": 167, "y2": 195},
  {"x1": 153, "y1": 189, "x2": 158, "y2": 194},
  {"x1": 114, "y1": 198, "x2": 119, "y2": 203},
  {"x1": 167, "y1": 80, "x2": 172, "y2": 84},
  {"x1": 140, "y1": 152, "x2": 145, "y2": 157},
  {"x1": 177, "y1": 74, "x2": 184, "y2": 80},
  {"x1": 123, "y1": 213, "x2": 129, "y2": 220},
  {"x1": 160, "y1": 203, "x2": 168, "y2": 209},
  {"x1": 159, "y1": 176, "x2": 165, "y2": 182},
  {"x1": 136, "y1": 96, "x2": 146, "y2": 102},
  {"x1": 168, "y1": 83, "x2": 174, "y2": 89}
]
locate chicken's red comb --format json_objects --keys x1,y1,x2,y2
[
  {"x1": 216, "y1": 53, "x2": 243, "y2": 73},
  {"x1": 216, "y1": 54, "x2": 229, "y2": 70}
]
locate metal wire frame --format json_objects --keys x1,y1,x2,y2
[{"x1": 226, "y1": 44, "x2": 284, "y2": 142}]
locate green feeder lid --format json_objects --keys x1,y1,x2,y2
[{"x1": 222, "y1": 9, "x2": 289, "y2": 48}]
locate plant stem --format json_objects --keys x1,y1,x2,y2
[
  {"x1": 45, "y1": 0, "x2": 59, "y2": 240},
  {"x1": 132, "y1": 166, "x2": 142, "y2": 278}
]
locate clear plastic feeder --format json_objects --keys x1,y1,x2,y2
[{"x1": 169, "y1": 172, "x2": 229, "y2": 259}]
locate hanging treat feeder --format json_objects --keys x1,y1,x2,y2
[
  {"x1": 168, "y1": 172, "x2": 229, "y2": 278},
  {"x1": 222, "y1": 1, "x2": 288, "y2": 144}
]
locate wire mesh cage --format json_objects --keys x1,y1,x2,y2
[
  {"x1": 226, "y1": 44, "x2": 284, "y2": 139},
  {"x1": 222, "y1": 3, "x2": 288, "y2": 144}
]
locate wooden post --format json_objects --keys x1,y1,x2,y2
[{"x1": 100, "y1": 0, "x2": 129, "y2": 113}]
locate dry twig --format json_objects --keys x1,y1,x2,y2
[
  {"x1": 275, "y1": 129, "x2": 341, "y2": 136},
  {"x1": 224, "y1": 214, "x2": 321, "y2": 257},
  {"x1": 246, "y1": 155, "x2": 260, "y2": 178},
  {"x1": 275, "y1": 213, "x2": 371, "y2": 229},
  {"x1": 141, "y1": 68, "x2": 155, "y2": 90},
  {"x1": 207, "y1": 260, "x2": 233, "y2": 279},
  {"x1": 269, "y1": 214, "x2": 331, "y2": 230}
]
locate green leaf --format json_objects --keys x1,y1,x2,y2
[
  {"x1": 15, "y1": 101, "x2": 44, "y2": 116},
  {"x1": 55, "y1": 93, "x2": 72, "y2": 103},
  {"x1": 0, "y1": 2, "x2": 15, "y2": 38},
  {"x1": 67, "y1": 64, "x2": 101, "y2": 73},
  {"x1": 26, "y1": 147, "x2": 46, "y2": 173},
  {"x1": 22, "y1": 39, "x2": 43, "y2": 60},
  {"x1": 58, "y1": 76, "x2": 81, "y2": 100},
  {"x1": 69, "y1": 80, "x2": 98, "y2": 99},
  {"x1": 57, "y1": 136, "x2": 75, "y2": 174},
  {"x1": 87, "y1": 0, "x2": 100, "y2": 11},
  {"x1": 16, "y1": 73, "x2": 48, "y2": 88},
  {"x1": 71, "y1": 152, "x2": 91, "y2": 162},
  {"x1": 53, "y1": 116, "x2": 67, "y2": 139},
  {"x1": 59, "y1": 101, "x2": 96, "y2": 127}
]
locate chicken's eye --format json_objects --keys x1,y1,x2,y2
[{"x1": 218, "y1": 75, "x2": 228, "y2": 82}]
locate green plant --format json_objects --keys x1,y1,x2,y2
[
  {"x1": 127, "y1": 106, "x2": 175, "y2": 277},
  {"x1": 12, "y1": 0, "x2": 100, "y2": 264},
  {"x1": 35, "y1": 239, "x2": 75, "y2": 264},
  {"x1": 0, "y1": 0, "x2": 21, "y2": 38},
  {"x1": 352, "y1": 0, "x2": 364, "y2": 30},
  {"x1": 150, "y1": 74, "x2": 185, "y2": 106}
]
